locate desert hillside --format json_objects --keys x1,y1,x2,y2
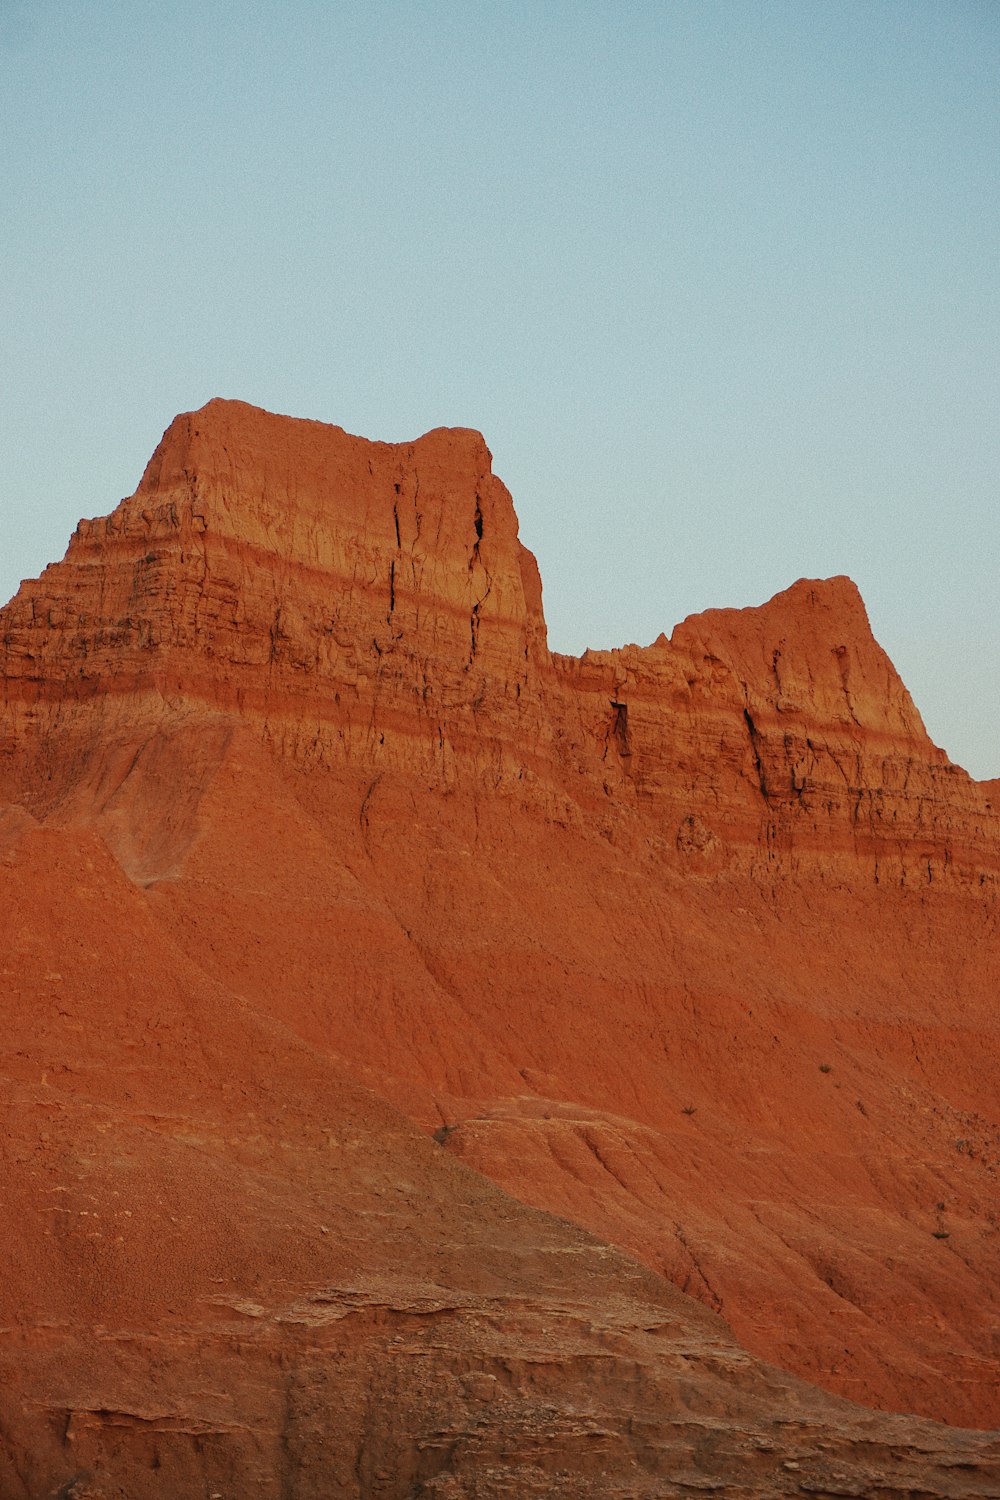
[{"x1": 2, "y1": 400, "x2": 998, "y2": 1498}]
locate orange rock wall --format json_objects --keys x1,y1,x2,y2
[
  {"x1": 2, "y1": 400, "x2": 1000, "y2": 1465},
  {"x1": 4, "y1": 400, "x2": 997, "y2": 884}
]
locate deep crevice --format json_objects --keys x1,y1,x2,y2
[
  {"x1": 466, "y1": 573, "x2": 493, "y2": 668},
  {"x1": 611, "y1": 700, "x2": 631, "y2": 758},
  {"x1": 743, "y1": 708, "x2": 769, "y2": 801},
  {"x1": 470, "y1": 495, "x2": 484, "y2": 569}
]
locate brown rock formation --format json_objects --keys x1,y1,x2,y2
[{"x1": 2, "y1": 399, "x2": 999, "y2": 1496}]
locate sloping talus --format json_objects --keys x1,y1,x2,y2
[{"x1": 2, "y1": 399, "x2": 999, "y2": 1497}]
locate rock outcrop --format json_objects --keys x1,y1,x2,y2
[
  {"x1": 2, "y1": 399, "x2": 999, "y2": 1496},
  {"x1": 5, "y1": 400, "x2": 996, "y2": 880}
]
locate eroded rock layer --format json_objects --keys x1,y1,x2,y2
[
  {"x1": 2, "y1": 400, "x2": 999, "y2": 1496},
  {"x1": 5, "y1": 401, "x2": 997, "y2": 882}
]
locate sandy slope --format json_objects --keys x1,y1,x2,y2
[{"x1": 2, "y1": 399, "x2": 999, "y2": 1494}]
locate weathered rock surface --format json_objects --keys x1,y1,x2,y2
[{"x1": 1, "y1": 399, "x2": 999, "y2": 1495}]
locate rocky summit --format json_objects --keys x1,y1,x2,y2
[{"x1": 1, "y1": 399, "x2": 998, "y2": 1499}]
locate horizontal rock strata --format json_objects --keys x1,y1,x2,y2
[{"x1": 2, "y1": 399, "x2": 999, "y2": 1495}]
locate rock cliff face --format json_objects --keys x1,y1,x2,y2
[
  {"x1": 0, "y1": 401, "x2": 549, "y2": 798},
  {"x1": 2, "y1": 400, "x2": 999, "y2": 1497},
  {"x1": 5, "y1": 399, "x2": 996, "y2": 879}
]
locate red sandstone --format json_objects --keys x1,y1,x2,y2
[{"x1": 1, "y1": 400, "x2": 999, "y2": 1497}]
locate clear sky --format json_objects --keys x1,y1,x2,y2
[{"x1": 2, "y1": 1, "x2": 997, "y2": 776}]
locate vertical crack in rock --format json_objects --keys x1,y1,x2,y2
[
  {"x1": 468, "y1": 577, "x2": 493, "y2": 664},
  {"x1": 268, "y1": 605, "x2": 283, "y2": 668},
  {"x1": 471, "y1": 494, "x2": 484, "y2": 565},
  {"x1": 358, "y1": 773, "x2": 382, "y2": 852},
  {"x1": 468, "y1": 492, "x2": 489, "y2": 664},
  {"x1": 611, "y1": 700, "x2": 631, "y2": 758},
  {"x1": 834, "y1": 644, "x2": 862, "y2": 726},
  {"x1": 743, "y1": 707, "x2": 769, "y2": 802}
]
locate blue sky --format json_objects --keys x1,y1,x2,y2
[{"x1": 2, "y1": 1, "x2": 997, "y2": 775}]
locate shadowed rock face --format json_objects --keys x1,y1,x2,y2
[{"x1": 2, "y1": 399, "x2": 999, "y2": 1496}]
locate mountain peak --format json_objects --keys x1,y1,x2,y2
[
  {"x1": 669, "y1": 573, "x2": 927, "y2": 745},
  {"x1": 0, "y1": 404, "x2": 987, "y2": 884},
  {"x1": 5, "y1": 406, "x2": 1000, "y2": 1474},
  {"x1": 136, "y1": 399, "x2": 495, "y2": 507}
]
